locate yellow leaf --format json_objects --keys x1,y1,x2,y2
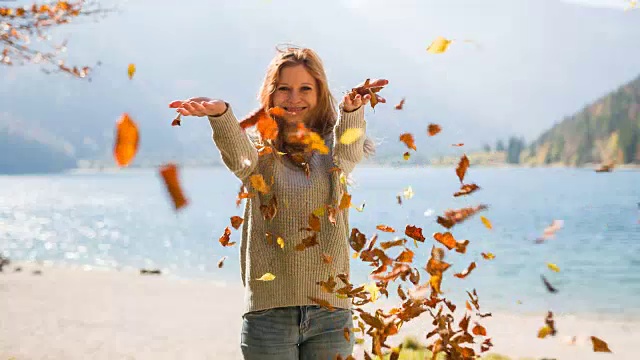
[
  {"x1": 403, "y1": 152, "x2": 410, "y2": 160},
  {"x1": 547, "y1": 263, "x2": 560, "y2": 272},
  {"x1": 364, "y1": 281, "x2": 380, "y2": 302},
  {"x1": 312, "y1": 206, "x2": 325, "y2": 217},
  {"x1": 256, "y1": 272, "x2": 276, "y2": 281},
  {"x1": 127, "y1": 63, "x2": 136, "y2": 79},
  {"x1": 276, "y1": 237, "x2": 285, "y2": 249},
  {"x1": 427, "y1": 36, "x2": 452, "y2": 54},
  {"x1": 249, "y1": 174, "x2": 270, "y2": 194},
  {"x1": 481, "y1": 216, "x2": 493, "y2": 230},
  {"x1": 403, "y1": 186, "x2": 414, "y2": 200},
  {"x1": 352, "y1": 252, "x2": 359, "y2": 259},
  {"x1": 339, "y1": 128, "x2": 364, "y2": 145},
  {"x1": 537, "y1": 325, "x2": 552, "y2": 339},
  {"x1": 305, "y1": 132, "x2": 329, "y2": 154},
  {"x1": 350, "y1": 202, "x2": 365, "y2": 212}
]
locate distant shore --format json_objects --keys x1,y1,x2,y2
[{"x1": 1, "y1": 262, "x2": 638, "y2": 360}]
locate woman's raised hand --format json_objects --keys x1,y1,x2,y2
[
  {"x1": 168, "y1": 97, "x2": 227, "y2": 117},
  {"x1": 341, "y1": 78, "x2": 388, "y2": 112}
]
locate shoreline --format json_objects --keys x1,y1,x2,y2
[{"x1": 2, "y1": 262, "x2": 638, "y2": 359}]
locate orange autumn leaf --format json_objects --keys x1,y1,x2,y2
[
  {"x1": 405, "y1": 225, "x2": 425, "y2": 242},
  {"x1": 113, "y1": 113, "x2": 139, "y2": 167},
  {"x1": 427, "y1": 123, "x2": 441, "y2": 136},
  {"x1": 451, "y1": 143, "x2": 464, "y2": 147},
  {"x1": 454, "y1": 183, "x2": 480, "y2": 197},
  {"x1": 456, "y1": 154, "x2": 470, "y2": 183},
  {"x1": 394, "y1": 98, "x2": 405, "y2": 110},
  {"x1": 256, "y1": 115, "x2": 278, "y2": 142},
  {"x1": 307, "y1": 296, "x2": 334, "y2": 311},
  {"x1": 339, "y1": 192, "x2": 352, "y2": 210},
  {"x1": 343, "y1": 327, "x2": 351, "y2": 342},
  {"x1": 249, "y1": 174, "x2": 270, "y2": 194},
  {"x1": 481, "y1": 252, "x2": 495, "y2": 260},
  {"x1": 376, "y1": 225, "x2": 396, "y2": 233},
  {"x1": 259, "y1": 195, "x2": 277, "y2": 221},
  {"x1": 218, "y1": 227, "x2": 235, "y2": 247},
  {"x1": 308, "y1": 213, "x2": 321, "y2": 232},
  {"x1": 472, "y1": 323, "x2": 487, "y2": 336},
  {"x1": 395, "y1": 248, "x2": 414, "y2": 263},
  {"x1": 321, "y1": 253, "x2": 333, "y2": 264},
  {"x1": 380, "y1": 239, "x2": 406, "y2": 250},
  {"x1": 127, "y1": 63, "x2": 136, "y2": 79},
  {"x1": 399, "y1": 133, "x2": 416, "y2": 151},
  {"x1": 590, "y1": 336, "x2": 612, "y2": 353},
  {"x1": 433, "y1": 232, "x2": 469, "y2": 253},
  {"x1": 268, "y1": 106, "x2": 286, "y2": 118},
  {"x1": 230, "y1": 216, "x2": 243, "y2": 230},
  {"x1": 295, "y1": 232, "x2": 319, "y2": 251},
  {"x1": 159, "y1": 163, "x2": 189, "y2": 211},
  {"x1": 454, "y1": 262, "x2": 477, "y2": 279}
]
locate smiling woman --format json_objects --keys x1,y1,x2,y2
[{"x1": 168, "y1": 46, "x2": 388, "y2": 359}]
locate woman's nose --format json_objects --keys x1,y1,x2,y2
[{"x1": 288, "y1": 90, "x2": 301, "y2": 102}]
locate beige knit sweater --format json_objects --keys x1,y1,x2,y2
[{"x1": 208, "y1": 105, "x2": 366, "y2": 315}]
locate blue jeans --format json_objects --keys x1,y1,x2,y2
[{"x1": 241, "y1": 305, "x2": 355, "y2": 359}]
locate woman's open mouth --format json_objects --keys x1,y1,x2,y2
[{"x1": 283, "y1": 106, "x2": 307, "y2": 113}]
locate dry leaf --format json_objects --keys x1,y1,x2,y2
[
  {"x1": 256, "y1": 272, "x2": 276, "y2": 281},
  {"x1": 547, "y1": 263, "x2": 560, "y2": 272},
  {"x1": 590, "y1": 336, "x2": 612, "y2": 353},
  {"x1": 454, "y1": 262, "x2": 477, "y2": 279},
  {"x1": 322, "y1": 253, "x2": 333, "y2": 264},
  {"x1": 217, "y1": 256, "x2": 227, "y2": 268},
  {"x1": 249, "y1": 174, "x2": 270, "y2": 194},
  {"x1": 481, "y1": 252, "x2": 495, "y2": 260},
  {"x1": 376, "y1": 225, "x2": 396, "y2": 233},
  {"x1": 481, "y1": 216, "x2": 493, "y2": 230},
  {"x1": 218, "y1": 227, "x2": 235, "y2": 247},
  {"x1": 456, "y1": 154, "x2": 469, "y2": 183},
  {"x1": 230, "y1": 216, "x2": 243, "y2": 230},
  {"x1": 159, "y1": 163, "x2": 189, "y2": 211},
  {"x1": 114, "y1": 113, "x2": 139, "y2": 167},
  {"x1": 340, "y1": 128, "x2": 364, "y2": 145},
  {"x1": 427, "y1": 36, "x2": 452, "y2": 54},
  {"x1": 399, "y1": 133, "x2": 416, "y2": 151},
  {"x1": 454, "y1": 183, "x2": 480, "y2": 197},
  {"x1": 427, "y1": 123, "x2": 441, "y2": 136},
  {"x1": 127, "y1": 63, "x2": 135, "y2": 79},
  {"x1": 394, "y1": 98, "x2": 405, "y2": 110},
  {"x1": 403, "y1": 152, "x2": 410, "y2": 160}
]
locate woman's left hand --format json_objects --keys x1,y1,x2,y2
[{"x1": 341, "y1": 78, "x2": 388, "y2": 112}]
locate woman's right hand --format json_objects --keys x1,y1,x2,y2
[{"x1": 168, "y1": 97, "x2": 228, "y2": 117}]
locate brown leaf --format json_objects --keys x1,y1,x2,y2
[
  {"x1": 349, "y1": 228, "x2": 366, "y2": 252},
  {"x1": 427, "y1": 123, "x2": 441, "y2": 136},
  {"x1": 395, "y1": 248, "x2": 414, "y2": 263},
  {"x1": 249, "y1": 174, "x2": 270, "y2": 194},
  {"x1": 217, "y1": 256, "x2": 227, "y2": 268},
  {"x1": 259, "y1": 195, "x2": 278, "y2": 221},
  {"x1": 230, "y1": 216, "x2": 243, "y2": 230},
  {"x1": 399, "y1": 133, "x2": 417, "y2": 151},
  {"x1": 114, "y1": 113, "x2": 139, "y2": 167},
  {"x1": 453, "y1": 183, "x2": 480, "y2": 197},
  {"x1": 394, "y1": 98, "x2": 405, "y2": 110},
  {"x1": 307, "y1": 296, "x2": 334, "y2": 311},
  {"x1": 339, "y1": 193, "x2": 352, "y2": 210},
  {"x1": 590, "y1": 336, "x2": 612, "y2": 353},
  {"x1": 376, "y1": 225, "x2": 396, "y2": 233},
  {"x1": 454, "y1": 262, "x2": 477, "y2": 279},
  {"x1": 322, "y1": 253, "x2": 333, "y2": 264},
  {"x1": 541, "y1": 275, "x2": 558, "y2": 293},
  {"x1": 308, "y1": 213, "x2": 321, "y2": 232},
  {"x1": 451, "y1": 143, "x2": 464, "y2": 147},
  {"x1": 456, "y1": 154, "x2": 470, "y2": 183},
  {"x1": 218, "y1": 227, "x2": 235, "y2": 247},
  {"x1": 159, "y1": 163, "x2": 189, "y2": 211},
  {"x1": 405, "y1": 225, "x2": 425, "y2": 242},
  {"x1": 379, "y1": 239, "x2": 406, "y2": 250},
  {"x1": 481, "y1": 252, "x2": 495, "y2": 260},
  {"x1": 295, "y1": 233, "x2": 319, "y2": 251},
  {"x1": 472, "y1": 323, "x2": 487, "y2": 336}
]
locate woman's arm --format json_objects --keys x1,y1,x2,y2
[
  {"x1": 208, "y1": 105, "x2": 259, "y2": 181},
  {"x1": 333, "y1": 105, "x2": 366, "y2": 175}
]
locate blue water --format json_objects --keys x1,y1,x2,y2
[{"x1": 1, "y1": 166, "x2": 639, "y2": 318}]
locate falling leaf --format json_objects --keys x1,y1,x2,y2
[
  {"x1": 230, "y1": 216, "x2": 243, "y2": 230},
  {"x1": 547, "y1": 263, "x2": 560, "y2": 272},
  {"x1": 427, "y1": 123, "x2": 441, "y2": 136},
  {"x1": 340, "y1": 128, "x2": 364, "y2": 145},
  {"x1": 454, "y1": 262, "x2": 477, "y2": 278},
  {"x1": 541, "y1": 275, "x2": 558, "y2": 293},
  {"x1": 159, "y1": 163, "x2": 189, "y2": 211},
  {"x1": 535, "y1": 220, "x2": 564, "y2": 243},
  {"x1": 480, "y1": 216, "x2": 493, "y2": 230},
  {"x1": 307, "y1": 296, "x2": 334, "y2": 311},
  {"x1": 349, "y1": 228, "x2": 367, "y2": 252},
  {"x1": 433, "y1": 232, "x2": 469, "y2": 253},
  {"x1": 472, "y1": 323, "x2": 487, "y2": 336},
  {"x1": 451, "y1": 143, "x2": 464, "y2": 147},
  {"x1": 454, "y1": 183, "x2": 480, "y2": 197},
  {"x1": 256, "y1": 272, "x2": 276, "y2": 281},
  {"x1": 339, "y1": 193, "x2": 352, "y2": 210},
  {"x1": 399, "y1": 133, "x2": 416, "y2": 151},
  {"x1": 322, "y1": 253, "x2": 333, "y2": 263},
  {"x1": 403, "y1": 152, "x2": 410, "y2": 160},
  {"x1": 405, "y1": 225, "x2": 425, "y2": 242},
  {"x1": 481, "y1": 252, "x2": 495, "y2": 260},
  {"x1": 113, "y1": 113, "x2": 139, "y2": 167},
  {"x1": 376, "y1": 225, "x2": 396, "y2": 233},
  {"x1": 295, "y1": 233, "x2": 319, "y2": 251},
  {"x1": 259, "y1": 195, "x2": 277, "y2": 220},
  {"x1": 537, "y1": 325, "x2": 553, "y2": 339},
  {"x1": 217, "y1": 256, "x2": 227, "y2": 268},
  {"x1": 277, "y1": 236, "x2": 285, "y2": 249},
  {"x1": 343, "y1": 327, "x2": 351, "y2": 342},
  {"x1": 171, "y1": 113, "x2": 182, "y2": 127},
  {"x1": 590, "y1": 336, "x2": 612, "y2": 353},
  {"x1": 249, "y1": 174, "x2": 270, "y2": 194},
  {"x1": 395, "y1": 248, "x2": 415, "y2": 263},
  {"x1": 403, "y1": 186, "x2": 414, "y2": 200},
  {"x1": 394, "y1": 98, "x2": 405, "y2": 110},
  {"x1": 308, "y1": 213, "x2": 321, "y2": 232},
  {"x1": 364, "y1": 281, "x2": 380, "y2": 302},
  {"x1": 127, "y1": 63, "x2": 135, "y2": 79},
  {"x1": 218, "y1": 227, "x2": 235, "y2": 247},
  {"x1": 456, "y1": 154, "x2": 470, "y2": 183},
  {"x1": 427, "y1": 36, "x2": 452, "y2": 54}
]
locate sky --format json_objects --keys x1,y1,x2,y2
[{"x1": 1, "y1": 0, "x2": 639, "y2": 159}]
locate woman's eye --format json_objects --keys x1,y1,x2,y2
[{"x1": 277, "y1": 87, "x2": 290, "y2": 91}]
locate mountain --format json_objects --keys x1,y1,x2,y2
[{"x1": 520, "y1": 74, "x2": 640, "y2": 166}]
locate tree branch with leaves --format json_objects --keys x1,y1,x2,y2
[{"x1": 0, "y1": 0, "x2": 112, "y2": 79}]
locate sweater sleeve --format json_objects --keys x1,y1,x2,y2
[
  {"x1": 333, "y1": 105, "x2": 366, "y2": 175},
  {"x1": 208, "y1": 105, "x2": 259, "y2": 181}
]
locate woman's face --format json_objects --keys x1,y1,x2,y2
[{"x1": 272, "y1": 64, "x2": 318, "y2": 126}]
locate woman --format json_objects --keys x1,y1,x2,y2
[{"x1": 169, "y1": 46, "x2": 387, "y2": 359}]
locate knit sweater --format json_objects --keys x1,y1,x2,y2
[{"x1": 208, "y1": 104, "x2": 366, "y2": 315}]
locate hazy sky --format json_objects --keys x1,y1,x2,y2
[{"x1": 1, "y1": 0, "x2": 639, "y2": 155}]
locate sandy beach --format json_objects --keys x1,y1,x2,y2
[{"x1": 1, "y1": 263, "x2": 638, "y2": 360}]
